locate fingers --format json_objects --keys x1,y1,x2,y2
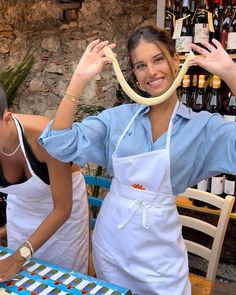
[
  {"x1": 101, "y1": 56, "x2": 113, "y2": 65},
  {"x1": 86, "y1": 40, "x2": 116, "y2": 56},
  {"x1": 108, "y1": 43, "x2": 116, "y2": 50},
  {"x1": 190, "y1": 44, "x2": 209, "y2": 55},
  {"x1": 190, "y1": 43, "x2": 206, "y2": 55},
  {"x1": 92, "y1": 40, "x2": 109, "y2": 54},
  {"x1": 211, "y1": 38, "x2": 222, "y2": 49},
  {"x1": 86, "y1": 39, "x2": 100, "y2": 53},
  {"x1": 200, "y1": 40, "x2": 216, "y2": 52},
  {"x1": 188, "y1": 57, "x2": 205, "y2": 67}
]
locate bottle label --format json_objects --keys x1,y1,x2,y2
[
  {"x1": 211, "y1": 176, "x2": 224, "y2": 194},
  {"x1": 183, "y1": 0, "x2": 189, "y2": 7},
  {"x1": 227, "y1": 32, "x2": 236, "y2": 50},
  {"x1": 223, "y1": 115, "x2": 236, "y2": 122},
  {"x1": 172, "y1": 18, "x2": 183, "y2": 39},
  {"x1": 224, "y1": 179, "x2": 235, "y2": 195},
  {"x1": 194, "y1": 23, "x2": 209, "y2": 43},
  {"x1": 176, "y1": 36, "x2": 192, "y2": 52},
  {"x1": 197, "y1": 179, "x2": 208, "y2": 191},
  {"x1": 208, "y1": 12, "x2": 214, "y2": 33}
]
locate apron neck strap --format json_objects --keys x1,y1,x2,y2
[
  {"x1": 114, "y1": 105, "x2": 144, "y2": 155},
  {"x1": 13, "y1": 117, "x2": 35, "y2": 176},
  {"x1": 165, "y1": 100, "x2": 179, "y2": 152}
]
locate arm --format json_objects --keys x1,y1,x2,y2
[
  {"x1": 190, "y1": 39, "x2": 236, "y2": 96},
  {"x1": 0, "y1": 147, "x2": 74, "y2": 282},
  {"x1": 52, "y1": 39, "x2": 116, "y2": 130}
]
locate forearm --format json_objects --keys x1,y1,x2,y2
[
  {"x1": 51, "y1": 40, "x2": 115, "y2": 130},
  {"x1": 52, "y1": 74, "x2": 88, "y2": 130},
  {"x1": 15, "y1": 208, "x2": 70, "y2": 258}
]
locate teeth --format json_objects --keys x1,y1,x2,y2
[{"x1": 148, "y1": 78, "x2": 163, "y2": 87}]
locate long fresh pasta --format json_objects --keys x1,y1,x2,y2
[{"x1": 103, "y1": 46, "x2": 195, "y2": 106}]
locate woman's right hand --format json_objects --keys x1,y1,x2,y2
[
  {"x1": 74, "y1": 39, "x2": 116, "y2": 84},
  {"x1": 0, "y1": 253, "x2": 24, "y2": 282}
]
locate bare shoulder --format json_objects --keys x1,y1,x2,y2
[
  {"x1": 13, "y1": 113, "x2": 52, "y2": 162},
  {"x1": 13, "y1": 113, "x2": 50, "y2": 137}
]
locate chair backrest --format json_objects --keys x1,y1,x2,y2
[
  {"x1": 84, "y1": 175, "x2": 111, "y2": 228},
  {"x1": 179, "y1": 188, "x2": 235, "y2": 286}
]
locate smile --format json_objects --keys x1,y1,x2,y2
[{"x1": 147, "y1": 77, "x2": 164, "y2": 87}]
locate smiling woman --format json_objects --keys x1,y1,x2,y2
[
  {"x1": 39, "y1": 25, "x2": 236, "y2": 295},
  {"x1": 103, "y1": 43, "x2": 194, "y2": 106}
]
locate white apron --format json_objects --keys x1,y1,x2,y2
[
  {"x1": 92, "y1": 102, "x2": 191, "y2": 295},
  {"x1": 0, "y1": 118, "x2": 89, "y2": 273}
]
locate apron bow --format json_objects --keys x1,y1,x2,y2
[{"x1": 118, "y1": 199, "x2": 153, "y2": 230}]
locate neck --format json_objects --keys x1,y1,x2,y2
[
  {"x1": 1, "y1": 118, "x2": 20, "y2": 157},
  {"x1": 150, "y1": 93, "x2": 178, "y2": 116},
  {"x1": 148, "y1": 94, "x2": 178, "y2": 142}
]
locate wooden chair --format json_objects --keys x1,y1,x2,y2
[
  {"x1": 84, "y1": 174, "x2": 111, "y2": 276},
  {"x1": 84, "y1": 174, "x2": 111, "y2": 229},
  {"x1": 178, "y1": 188, "x2": 235, "y2": 295}
]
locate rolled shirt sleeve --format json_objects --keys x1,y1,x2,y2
[{"x1": 39, "y1": 113, "x2": 109, "y2": 167}]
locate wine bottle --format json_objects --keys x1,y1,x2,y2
[
  {"x1": 191, "y1": 74, "x2": 206, "y2": 112},
  {"x1": 189, "y1": 74, "x2": 198, "y2": 109},
  {"x1": 174, "y1": 0, "x2": 181, "y2": 20},
  {"x1": 224, "y1": 173, "x2": 236, "y2": 211},
  {"x1": 165, "y1": 0, "x2": 175, "y2": 36},
  {"x1": 180, "y1": 75, "x2": 191, "y2": 106},
  {"x1": 210, "y1": 0, "x2": 221, "y2": 42},
  {"x1": 190, "y1": 0, "x2": 196, "y2": 22},
  {"x1": 175, "y1": 0, "x2": 193, "y2": 54},
  {"x1": 208, "y1": 174, "x2": 225, "y2": 209},
  {"x1": 193, "y1": 0, "x2": 210, "y2": 46},
  {"x1": 223, "y1": 91, "x2": 236, "y2": 122},
  {"x1": 205, "y1": 75, "x2": 213, "y2": 102},
  {"x1": 219, "y1": 0, "x2": 224, "y2": 17},
  {"x1": 192, "y1": 179, "x2": 208, "y2": 207},
  {"x1": 220, "y1": 0, "x2": 233, "y2": 49},
  {"x1": 205, "y1": 75, "x2": 222, "y2": 114},
  {"x1": 227, "y1": 1, "x2": 236, "y2": 53}
]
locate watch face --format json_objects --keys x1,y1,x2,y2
[{"x1": 20, "y1": 246, "x2": 31, "y2": 259}]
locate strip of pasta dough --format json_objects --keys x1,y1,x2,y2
[{"x1": 103, "y1": 46, "x2": 195, "y2": 106}]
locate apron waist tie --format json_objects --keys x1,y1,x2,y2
[{"x1": 117, "y1": 199, "x2": 174, "y2": 230}]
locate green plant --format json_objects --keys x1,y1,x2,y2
[
  {"x1": 0, "y1": 50, "x2": 35, "y2": 105},
  {"x1": 75, "y1": 104, "x2": 105, "y2": 122}
]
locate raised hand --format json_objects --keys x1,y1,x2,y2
[
  {"x1": 189, "y1": 39, "x2": 235, "y2": 79},
  {"x1": 189, "y1": 39, "x2": 236, "y2": 95},
  {"x1": 74, "y1": 39, "x2": 116, "y2": 84}
]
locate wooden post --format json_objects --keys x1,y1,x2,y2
[{"x1": 156, "y1": 0, "x2": 166, "y2": 29}]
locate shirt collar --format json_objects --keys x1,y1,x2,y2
[{"x1": 139, "y1": 101, "x2": 191, "y2": 120}]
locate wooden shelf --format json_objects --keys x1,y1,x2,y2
[
  {"x1": 179, "y1": 54, "x2": 236, "y2": 64},
  {"x1": 176, "y1": 196, "x2": 236, "y2": 219},
  {"x1": 179, "y1": 54, "x2": 236, "y2": 61}
]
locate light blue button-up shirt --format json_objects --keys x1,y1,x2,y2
[{"x1": 39, "y1": 102, "x2": 236, "y2": 195}]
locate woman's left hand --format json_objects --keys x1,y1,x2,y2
[{"x1": 189, "y1": 39, "x2": 235, "y2": 79}]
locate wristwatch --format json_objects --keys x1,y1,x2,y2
[{"x1": 19, "y1": 245, "x2": 32, "y2": 260}]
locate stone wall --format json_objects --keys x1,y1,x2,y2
[{"x1": 0, "y1": 0, "x2": 157, "y2": 118}]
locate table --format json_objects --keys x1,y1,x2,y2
[{"x1": 0, "y1": 246, "x2": 132, "y2": 295}]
